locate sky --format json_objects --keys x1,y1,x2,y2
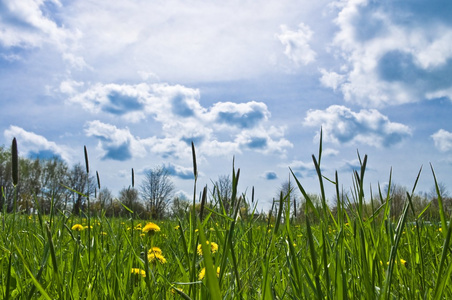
[{"x1": 1, "y1": 0, "x2": 452, "y2": 211}]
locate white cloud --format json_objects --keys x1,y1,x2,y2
[
  {"x1": 326, "y1": 0, "x2": 452, "y2": 107},
  {"x1": 73, "y1": 82, "x2": 293, "y2": 159},
  {"x1": 319, "y1": 68, "x2": 345, "y2": 91},
  {"x1": 284, "y1": 159, "x2": 316, "y2": 178},
  {"x1": 60, "y1": 0, "x2": 320, "y2": 82},
  {"x1": 304, "y1": 105, "x2": 412, "y2": 147},
  {"x1": 84, "y1": 121, "x2": 148, "y2": 160},
  {"x1": 3, "y1": 125, "x2": 72, "y2": 161},
  {"x1": 0, "y1": 0, "x2": 83, "y2": 66},
  {"x1": 432, "y1": 129, "x2": 452, "y2": 152},
  {"x1": 277, "y1": 23, "x2": 316, "y2": 66}
]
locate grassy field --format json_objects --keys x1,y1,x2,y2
[{"x1": 1, "y1": 139, "x2": 452, "y2": 299}]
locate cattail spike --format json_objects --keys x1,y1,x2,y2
[
  {"x1": 84, "y1": 145, "x2": 89, "y2": 174},
  {"x1": 191, "y1": 141, "x2": 197, "y2": 180},
  {"x1": 96, "y1": 171, "x2": 101, "y2": 189},
  {"x1": 11, "y1": 137, "x2": 19, "y2": 186}
]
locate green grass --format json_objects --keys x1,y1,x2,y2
[{"x1": 1, "y1": 139, "x2": 452, "y2": 299}]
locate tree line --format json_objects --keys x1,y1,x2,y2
[{"x1": 0, "y1": 144, "x2": 240, "y2": 220}]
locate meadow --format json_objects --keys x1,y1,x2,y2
[{"x1": 1, "y1": 137, "x2": 452, "y2": 299}]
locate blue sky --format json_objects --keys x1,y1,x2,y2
[{"x1": 1, "y1": 0, "x2": 452, "y2": 211}]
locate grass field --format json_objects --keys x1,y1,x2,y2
[{"x1": 1, "y1": 139, "x2": 452, "y2": 299}]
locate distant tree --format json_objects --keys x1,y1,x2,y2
[
  {"x1": 171, "y1": 195, "x2": 190, "y2": 219},
  {"x1": 118, "y1": 187, "x2": 146, "y2": 217},
  {"x1": 428, "y1": 182, "x2": 451, "y2": 219},
  {"x1": 275, "y1": 179, "x2": 298, "y2": 221},
  {"x1": 39, "y1": 157, "x2": 69, "y2": 214},
  {"x1": 97, "y1": 187, "x2": 113, "y2": 211},
  {"x1": 0, "y1": 145, "x2": 13, "y2": 211},
  {"x1": 67, "y1": 163, "x2": 96, "y2": 215},
  {"x1": 385, "y1": 183, "x2": 407, "y2": 220},
  {"x1": 213, "y1": 175, "x2": 232, "y2": 213},
  {"x1": 140, "y1": 166, "x2": 175, "y2": 219},
  {"x1": 429, "y1": 182, "x2": 449, "y2": 200}
]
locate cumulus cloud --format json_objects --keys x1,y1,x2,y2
[
  {"x1": 432, "y1": 129, "x2": 452, "y2": 152},
  {"x1": 209, "y1": 101, "x2": 269, "y2": 129},
  {"x1": 84, "y1": 121, "x2": 147, "y2": 161},
  {"x1": 262, "y1": 171, "x2": 278, "y2": 180},
  {"x1": 164, "y1": 163, "x2": 194, "y2": 180},
  {"x1": 304, "y1": 105, "x2": 412, "y2": 147},
  {"x1": 285, "y1": 159, "x2": 317, "y2": 178},
  {"x1": 74, "y1": 82, "x2": 292, "y2": 159},
  {"x1": 339, "y1": 158, "x2": 363, "y2": 173},
  {"x1": 0, "y1": 0, "x2": 84, "y2": 67},
  {"x1": 325, "y1": 0, "x2": 452, "y2": 107},
  {"x1": 277, "y1": 22, "x2": 316, "y2": 66},
  {"x1": 3, "y1": 125, "x2": 72, "y2": 161}
]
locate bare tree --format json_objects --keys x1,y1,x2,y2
[
  {"x1": 68, "y1": 163, "x2": 95, "y2": 214},
  {"x1": 213, "y1": 175, "x2": 232, "y2": 213},
  {"x1": 140, "y1": 166, "x2": 175, "y2": 219},
  {"x1": 118, "y1": 187, "x2": 146, "y2": 217}
]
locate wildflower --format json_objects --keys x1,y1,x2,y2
[
  {"x1": 148, "y1": 247, "x2": 163, "y2": 255},
  {"x1": 100, "y1": 231, "x2": 107, "y2": 236},
  {"x1": 199, "y1": 267, "x2": 221, "y2": 280},
  {"x1": 84, "y1": 225, "x2": 93, "y2": 229},
  {"x1": 386, "y1": 259, "x2": 408, "y2": 267},
  {"x1": 148, "y1": 252, "x2": 167, "y2": 264},
  {"x1": 197, "y1": 241, "x2": 219, "y2": 256},
  {"x1": 174, "y1": 225, "x2": 180, "y2": 230},
  {"x1": 142, "y1": 222, "x2": 161, "y2": 234},
  {"x1": 131, "y1": 268, "x2": 146, "y2": 277},
  {"x1": 438, "y1": 228, "x2": 443, "y2": 232},
  {"x1": 72, "y1": 224, "x2": 84, "y2": 231}
]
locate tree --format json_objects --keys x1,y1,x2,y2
[
  {"x1": 140, "y1": 166, "x2": 175, "y2": 219},
  {"x1": 39, "y1": 157, "x2": 69, "y2": 214},
  {"x1": 275, "y1": 179, "x2": 299, "y2": 221},
  {"x1": 0, "y1": 145, "x2": 13, "y2": 211},
  {"x1": 171, "y1": 195, "x2": 190, "y2": 219},
  {"x1": 118, "y1": 187, "x2": 146, "y2": 218},
  {"x1": 97, "y1": 187, "x2": 113, "y2": 211},
  {"x1": 213, "y1": 175, "x2": 232, "y2": 214},
  {"x1": 67, "y1": 163, "x2": 96, "y2": 214}
]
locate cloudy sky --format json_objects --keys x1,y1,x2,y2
[{"x1": 1, "y1": 0, "x2": 452, "y2": 210}]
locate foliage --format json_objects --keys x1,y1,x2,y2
[{"x1": 1, "y1": 138, "x2": 452, "y2": 299}]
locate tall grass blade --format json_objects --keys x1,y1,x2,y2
[
  {"x1": 197, "y1": 219, "x2": 221, "y2": 299},
  {"x1": 433, "y1": 214, "x2": 452, "y2": 300},
  {"x1": 430, "y1": 164, "x2": 447, "y2": 238}
]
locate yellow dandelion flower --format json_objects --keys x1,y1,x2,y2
[
  {"x1": 142, "y1": 222, "x2": 161, "y2": 233},
  {"x1": 71, "y1": 224, "x2": 84, "y2": 231},
  {"x1": 199, "y1": 268, "x2": 205, "y2": 280},
  {"x1": 131, "y1": 268, "x2": 146, "y2": 277},
  {"x1": 140, "y1": 233, "x2": 145, "y2": 238},
  {"x1": 148, "y1": 252, "x2": 167, "y2": 264},
  {"x1": 100, "y1": 231, "x2": 107, "y2": 235},
  {"x1": 198, "y1": 267, "x2": 220, "y2": 280},
  {"x1": 174, "y1": 225, "x2": 180, "y2": 230},
  {"x1": 197, "y1": 241, "x2": 219, "y2": 256},
  {"x1": 400, "y1": 259, "x2": 407, "y2": 267},
  {"x1": 386, "y1": 259, "x2": 408, "y2": 267},
  {"x1": 148, "y1": 247, "x2": 163, "y2": 255},
  {"x1": 171, "y1": 287, "x2": 182, "y2": 295},
  {"x1": 438, "y1": 228, "x2": 443, "y2": 232},
  {"x1": 84, "y1": 225, "x2": 93, "y2": 229}
]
